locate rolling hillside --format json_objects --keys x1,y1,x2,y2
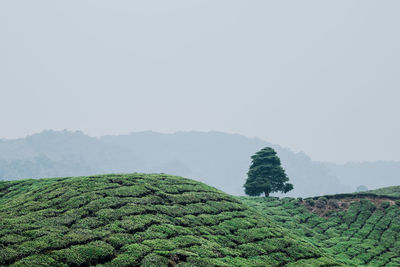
[
  {"x1": 241, "y1": 191, "x2": 400, "y2": 266},
  {"x1": 0, "y1": 174, "x2": 335, "y2": 266},
  {"x1": 368, "y1": 186, "x2": 400, "y2": 198}
]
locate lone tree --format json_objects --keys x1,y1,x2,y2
[{"x1": 244, "y1": 147, "x2": 293, "y2": 197}]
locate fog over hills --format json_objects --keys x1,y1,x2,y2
[
  {"x1": 325, "y1": 161, "x2": 400, "y2": 191},
  {"x1": 0, "y1": 130, "x2": 398, "y2": 197}
]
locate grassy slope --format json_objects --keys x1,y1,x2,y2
[
  {"x1": 0, "y1": 174, "x2": 336, "y2": 267},
  {"x1": 241, "y1": 193, "x2": 400, "y2": 266},
  {"x1": 368, "y1": 186, "x2": 400, "y2": 197}
]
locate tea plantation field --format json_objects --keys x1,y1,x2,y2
[
  {"x1": 368, "y1": 186, "x2": 400, "y2": 198},
  {"x1": 241, "y1": 191, "x2": 400, "y2": 266},
  {"x1": 0, "y1": 174, "x2": 336, "y2": 267}
]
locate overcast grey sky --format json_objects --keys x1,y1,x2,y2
[{"x1": 1, "y1": 1, "x2": 399, "y2": 163}]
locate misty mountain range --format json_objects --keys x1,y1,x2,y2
[{"x1": 0, "y1": 130, "x2": 399, "y2": 197}]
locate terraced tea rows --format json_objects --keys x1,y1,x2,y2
[
  {"x1": 0, "y1": 174, "x2": 336, "y2": 266},
  {"x1": 241, "y1": 194, "x2": 400, "y2": 266}
]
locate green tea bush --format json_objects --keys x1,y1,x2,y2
[
  {"x1": 327, "y1": 199, "x2": 339, "y2": 209},
  {"x1": 315, "y1": 198, "x2": 327, "y2": 209},
  {"x1": 381, "y1": 201, "x2": 391, "y2": 209},
  {"x1": 305, "y1": 198, "x2": 315, "y2": 207}
]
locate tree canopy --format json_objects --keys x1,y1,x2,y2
[{"x1": 244, "y1": 147, "x2": 293, "y2": 197}]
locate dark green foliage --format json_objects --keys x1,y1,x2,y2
[
  {"x1": 306, "y1": 198, "x2": 315, "y2": 206},
  {"x1": 244, "y1": 147, "x2": 293, "y2": 197},
  {"x1": 381, "y1": 201, "x2": 391, "y2": 209},
  {"x1": 316, "y1": 198, "x2": 327, "y2": 209},
  {"x1": 0, "y1": 174, "x2": 334, "y2": 266},
  {"x1": 52, "y1": 241, "x2": 114, "y2": 266},
  {"x1": 241, "y1": 194, "x2": 400, "y2": 266}
]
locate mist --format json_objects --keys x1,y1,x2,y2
[{"x1": 1, "y1": 1, "x2": 400, "y2": 163}]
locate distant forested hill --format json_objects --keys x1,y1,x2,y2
[{"x1": 0, "y1": 130, "x2": 398, "y2": 197}]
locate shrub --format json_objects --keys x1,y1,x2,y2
[
  {"x1": 305, "y1": 199, "x2": 315, "y2": 206},
  {"x1": 341, "y1": 202, "x2": 349, "y2": 209},
  {"x1": 140, "y1": 253, "x2": 169, "y2": 267},
  {"x1": 53, "y1": 241, "x2": 114, "y2": 266},
  {"x1": 315, "y1": 199, "x2": 327, "y2": 209},
  {"x1": 381, "y1": 201, "x2": 390, "y2": 209},
  {"x1": 12, "y1": 255, "x2": 58, "y2": 267},
  {"x1": 328, "y1": 199, "x2": 339, "y2": 209}
]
